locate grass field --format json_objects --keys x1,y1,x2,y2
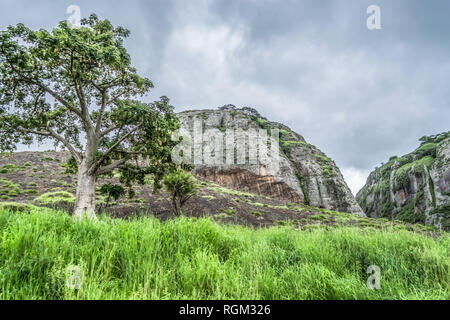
[{"x1": 0, "y1": 207, "x2": 448, "y2": 300}]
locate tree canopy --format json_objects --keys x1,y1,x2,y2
[{"x1": 0, "y1": 14, "x2": 180, "y2": 218}]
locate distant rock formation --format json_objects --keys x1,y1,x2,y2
[
  {"x1": 177, "y1": 105, "x2": 364, "y2": 216},
  {"x1": 356, "y1": 132, "x2": 450, "y2": 230}
]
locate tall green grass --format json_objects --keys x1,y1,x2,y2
[{"x1": 0, "y1": 207, "x2": 448, "y2": 300}]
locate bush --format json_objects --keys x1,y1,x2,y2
[
  {"x1": 34, "y1": 191, "x2": 75, "y2": 205},
  {"x1": 0, "y1": 164, "x2": 18, "y2": 174},
  {"x1": 0, "y1": 179, "x2": 21, "y2": 197},
  {"x1": 163, "y1": 170, "x2": 199, "y2": 215},
  {"x1": 98, "y1": 184, "x2": 125, "y2": 209},
  {"x1": 415, "y1": 143, "x2": 437, "y2": 158},
  {"x1": 0, "y1": 202, "x2": 39, "y2": 213}
]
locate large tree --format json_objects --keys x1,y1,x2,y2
[{"x1": 0, "y1": 14, "x2": 180, "y2": 219}]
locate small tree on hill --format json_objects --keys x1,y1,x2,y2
[
  {"x1": 98, "y1": 183, "x2": 125, "y2": 210},
  {"x1": 163, "y1": 169, "x2": 199, "y2": 216},
  {"x1": 0, "y1": 14, "x2": 180, "y2": 219}
]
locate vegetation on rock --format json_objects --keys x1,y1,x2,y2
[{"x1": 357, "y1": 132, "x2": 450, "y2": 230}]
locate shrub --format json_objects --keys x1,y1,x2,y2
[
  {"x1": 0, "y1": 179, "x2": 21, "y2": 197},
  {"x1": 220, "y1": 208, "x2": 236, "y2": 216},
  {"x1": 251, "y1": 211, "x2": 262, "y2": 217},
  {"x1": 98, "y1": 184, "x2": 125, "y2": 209},
  {"x1": 163, "y1": 170, "x2": 199, "y2": 215},
  {"x1": 34, "y1": 191, "x2": 75, "y2": 205},
  {"x1": 415, "y1": 143, "x2": 437, "y2": 158},
  {"x1": 0, "y1": 202, "x2": 39, "y2": 213},
  {"x1": 0, "y1": 164, "x2": 17, "y2": 174}
]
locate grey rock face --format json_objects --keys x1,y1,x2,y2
[
  {"x1": 176, "y1": 106, "x2": 364, "y2": 216},
  {"x1": 356, "y1": 132, "x2": 450, "y2": 230}
]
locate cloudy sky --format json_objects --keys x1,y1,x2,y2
[{"x1": 1, "y1": 0, "x2": 449, "y2": 194}]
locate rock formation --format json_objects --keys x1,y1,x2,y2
[
  {"x1": 176, "y1": 105, "x2": 364, "y2": 216},
  {"x1": 356, "y1": 132, "x2": 450, "y2": 230}
]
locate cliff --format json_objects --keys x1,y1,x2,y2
[
  {"x1": 177, "y1": 105, "x2": 364, "y2": 216},
  {"x1": 356, "y1": 132, "x2": 450, "y2": 230}
]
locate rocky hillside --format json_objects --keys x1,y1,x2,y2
[
  {"x1": 178, "y1": 106, "x2": 364, "y2": 216},
  {"x1": 356, "y1": 132, "x2": 450, "y2": 230}
]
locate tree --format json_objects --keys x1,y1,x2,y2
[
  {"x1": 98, "y1": 183, "x2": 125, "y2": 210},
  {"x1": 0, "y1": 14, "x2": 180, "y2": 219},
  {"x1": 163, "y1": 169, "x2": 199, "y2": 216}
]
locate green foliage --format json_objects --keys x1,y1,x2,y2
[
  {"x1": 379, "y1": 199, "x2": 395, "y2": 219},
  {"x1": 34, "y1": 191, "x2": 75, "y2": 205},
  {"x1": 0, "y1": 178, "x2": 21, "y2": 197},
  {"x1": 256, "y1": 118, "x2": 269, "y2": 129},
  {"x1": 241, "y1": 107, "x2": 266, "y2": 121},
  {"x1": 295, "y1": 172, "x2": 310, "y2": 205},
  {"x1": 419, "y1": 132, "x2": 450, "y2": 146},
  {"x1": 280, "y1": 140, "x2": 308, "y2": 153},
  {"x1": 0, "y1": 14, "x2": 181, "y2": 216},
  {"x1": 0, "y1": 164, "x2": 18, "y2": 174},
  {"x1": 394, "y1": 156, "x2": 435, "y2": 191},
  {"x1": 0, "y1": 208, "x2": 448, "y2": 299},
  {"x1": 220, "y1": 208, "x2": 236, "y2": 216},
  {"x1": 163, "y1": 170, "x2": 199, "y2": 215},
  {"x1": 321, "y1": 164, "x2": 333, "y2": 177},
  {"x1": 207, "y1": 184, "x2": 256, "y2": 198},
  {"x1": 429, "y1": 206, "x2": 450, "y2": 230},
  {"x1": 251, "y1": 211, "x2": 262, "y2": 217},
  {"x1": 98, "y1": 183, "x2": 125, "y2": 209},
  {"x1": 396, "y1": 191, "x2": 426, "y2": 224},
  {"x1": 60, "y1": 157, "x2": 78, "y2": 175},
  {"x1": 415, "y1": 143, "x2": 437, "y2": 158},
  {"x1": 0, "y1": 202, "x2": 39, "y2": 213},
  {"x1": 314, "y1": 154, "x2": 332, "y2": 163}
]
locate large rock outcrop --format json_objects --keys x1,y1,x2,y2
[
  {"x1": 176, "y1": 105, "x2": 364, "y2": 216},
  {"x1": 356, "y1": 132, "x2": 450, "y2": 230}
]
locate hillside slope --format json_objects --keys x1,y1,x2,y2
[
  {"x1": 356, "y1": 132, "x2": 450, "y2": 230},
  {"x1": 178, "y1": 106, "x2": 364, "y2": 216},
  {"x1": 0, "y1": 150, "x2": 439, "y2": 234}
]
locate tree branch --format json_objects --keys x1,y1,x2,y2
[
  {"x1": 10, "y1": 123, "x2": 82, "y2": 164},
  {"x1": 88, "y1": 124, "x2": 141, "y2": 175},
  {"x1": 96, "y1": 158, "x2": 129, "y2": 175},
  {"x1": 99, "y1": 125, "x2": 122, "y2": 139},
  {"x1": 95, "y1": 86, "x2": 107, "y2": 135},
  {"x1": 46, "y1": 126, "x2": 82, "y2": 164}
]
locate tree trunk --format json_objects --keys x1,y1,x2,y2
[{"x1": 74, "y1": 163, "x2": 97, "y2": 220}]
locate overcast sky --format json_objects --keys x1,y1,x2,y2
[{"x1": 1, "y1": 0, "x2": 449, "y2": 194}]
